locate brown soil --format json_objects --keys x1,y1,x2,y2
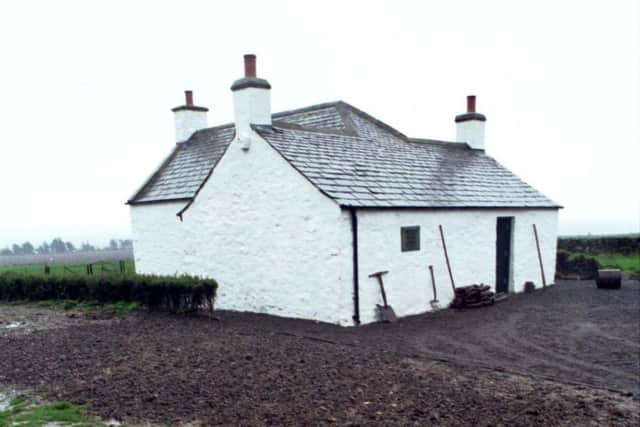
[
  {"x1": 0, "y1": 280, "x2": 638, "y2": 426},
  {"x1": 0, "y1": 303, "x2": 116, "y2": 337}
]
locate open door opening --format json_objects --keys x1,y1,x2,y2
[{"x1": 496, "y1": 217, "x2": 514, "y2": 293}]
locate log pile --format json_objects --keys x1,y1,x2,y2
[{"x1": 450, "y1": 284, "x2": 508, "y2": 309}]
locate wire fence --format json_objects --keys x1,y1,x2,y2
[
  {"x1": 0, "y1": 249, "x2": 133, "y2": 267},
  {"x1": 0, "y1": 259, "x2": 135, "y2": 276}
]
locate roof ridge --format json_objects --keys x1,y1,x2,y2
[
  {"x1": 271, "y1": 101, "x2": 343, "y2": 118},
  {"x1": 260, "y1": 123, "x2": 370, "y2": 141},
  {"x1": 268, "y1": 121, "x2": 353, "y2": 137},
  {"x1": 335, "y1": 101, "x2": 407, "y2": 140}
]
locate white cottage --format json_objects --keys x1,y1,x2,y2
[{"x1": 128, "y1": 55, "x2": 560, "y2": 325}]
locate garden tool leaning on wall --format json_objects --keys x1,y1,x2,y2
[
  {"x1": 428, "y1": 265, "x2": 441, "y2": 310},
  {"x1": 368, "y1": 270, "x2": 397, "y2": 323}
]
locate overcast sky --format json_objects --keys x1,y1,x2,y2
[{"x1": 0, "y1": 0, "x2": 638, "y2": 248}]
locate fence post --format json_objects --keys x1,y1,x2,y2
[{"x1": 119, "y1": 260, "x2": 125, "y2": 273}]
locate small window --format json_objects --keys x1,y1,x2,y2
[{"x1": 401, "y1": 226, "x2": 420, "y2": 252}]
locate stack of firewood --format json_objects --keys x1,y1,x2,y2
[{"x1": 450, "y1": 284, "x2": 507, "y2": 309}]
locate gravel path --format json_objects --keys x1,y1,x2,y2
[{"x1": 0, "y1": 280, "x2": 638, "y2": 426}]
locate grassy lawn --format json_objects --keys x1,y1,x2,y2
[
  {"x1": 593, "y1": 253, "x2": 640, "y2": 275},
  {"x1": 566, "y1": 251, "x2": 640, "y2": 277},
  {"x1": 0, "y1": 259, "x2": 135, "y2": 275},
  {"x1": 0, "y1": 395, "x2": 103, "y2": 427}
]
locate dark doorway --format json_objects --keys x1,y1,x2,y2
[{"x1": 496, "y1": 217, "x2": 514, "y2": 293}]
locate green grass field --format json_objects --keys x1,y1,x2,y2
[
  {"x1": 566, "y1": 251, "x2": 640, "y2": 277},
  {"x1": 592, "y1": 253, "x2": 640, "y2": 275},
  {"x1": 0, "y1": 394, "x2": 106, "y2": 427},
  {"x1": 0, "y1": 259, "x2": 135, "y2": 275}
]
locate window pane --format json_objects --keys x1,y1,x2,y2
[{"x1": 401, "y1": 226, "x2": 420, "y2": 252}]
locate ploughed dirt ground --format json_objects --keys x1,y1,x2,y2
[{"x1": 0, "y1": 280, "x2": 639, "y2": 426}]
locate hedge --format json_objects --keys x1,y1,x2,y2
[
  {"x1": 558, "y1": 236, "x2": 639, "y2": 256},
  {"x1": 0, "y1": 273, "x2": 217, "y2": 313},
  {"x1": 555, "y1": 250, "x2": 599, "y2": 279}
]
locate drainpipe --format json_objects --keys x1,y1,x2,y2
[{"x1": 349, "y1": 208, "x2": 360, "y2": 325}]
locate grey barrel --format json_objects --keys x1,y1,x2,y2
[{"x1": 596, "y1": 269, "x2": 622, "y2": 289}]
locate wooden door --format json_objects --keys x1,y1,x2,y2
[{"x1": 496, "y1": 217, "x2": 513, "y2": 293}]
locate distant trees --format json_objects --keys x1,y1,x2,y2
[
  {"x1": 108, "y1": 239, "x2": 132, "y2": 250},
  {"x1": 21, "y1": 242, "x2": 35, "y2": 255},
  {"x1": 36, "y1": 242, "x2": 50, "y2": 254},
  {"x1": 50, "y1": 238, "x2": 67, "y2": 254},
  {"x1": 80, "y1": 242, "x2": 96, "y2": 252},
  {"x1": 0, "y1": 238, "x2": 133, "y2": 256},
  {"x1": 7, "y1": 242, "x2": 36, "y2": 255}
]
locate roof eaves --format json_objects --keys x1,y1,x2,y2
[
  {"x1": 339, "y1": 204, "x2": 562, "y2": 210},
  {"x1": 128, "y1": 197, "x2": 193, "y2": 206},
  {"x1": 126, "y1": 144, "x2": 181, "y2": 204}
]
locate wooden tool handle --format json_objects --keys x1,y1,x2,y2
[
  {"x1": 429, "y1": 265, "x2": 437, "y2": 300},
  {"x1": 368, "y1": 270, "x2": 389, "y2": 278}
]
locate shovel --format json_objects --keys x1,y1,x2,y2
[
  {"x1": 428, "y1": 265, "x2": 441, "y2": 310},
  {"x1": 368, "y1": 270, "x2": 397, "y2": 323}
]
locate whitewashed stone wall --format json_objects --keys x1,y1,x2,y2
[
  {"x1": 233, "y1": 87, "x2": 271, "y2": 138},
  {"x1": 174, "y1": 109, "x2": 208, "y2": 143},
  {"x1": 130, "y1": 201, "x2": 188, "y2": 275},
  {"x1": 130, "y1": 133, "x2": 559, "y2": 326},
  {"x1": 456, "y1": 119, "x2": 485, "y2": 150},
  {"x1": 130, "y1": 130, "x2": 355, "y2": 325},
  {"x1": 356, "y1": 209, "x2": 559, "y2": 324}
]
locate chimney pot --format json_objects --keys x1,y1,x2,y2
[
  {"x1": 185, "y1": 90, "x2": 193, "y2": 106},
  {"x1": 467, "y1": 95, "x2": 476, "y2": 113},
  {"x1": 244, "y1": 54, "x2": 257, "y2": 78}
]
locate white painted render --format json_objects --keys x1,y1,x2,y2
[
  {"x1": 130, "y1": 129, "x2": 356, "y2": 325},
  {"x1": 233, "y1": 87, "x2": 271, "y2": 142},
  {"x1": 456, "y1": 119, "x2": 485, "y2": 150},
  {"x1": 131, "y1": 90, "x2": 559, "y2": 326},
  {"x1": 355, "y1": 208, "x2": 558, "y2": 324},
  {"x1": 129, "y1": 201, "x2": 188, "y2": 275},
  {"x1": 174, "y1": 109, "x2": 208, "y2": 143}
]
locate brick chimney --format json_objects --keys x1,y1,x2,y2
[
  {"x1": 455, "y1": 95, "x2": 486, "y2": 150},
  {"x1": 171, "y1": 90, "x2": 209, "y2": 143},
  {"x1": 230, "y1": 54, "x2": 272, "y2": 145}
]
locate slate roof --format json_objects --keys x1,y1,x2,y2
[
  {"x1": 128, "y1": 101, "x2": 559, "y2": 209},
  {"x1": 129, "y1": 125, "x2": 234, "y2": 203}
]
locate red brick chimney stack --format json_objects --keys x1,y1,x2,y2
[
  {"x1": 185, "y1": 90, "x2": 194, "y2": 106},
  {"x1": 467, "y1": 95, "x2": 476, "y2": 113},
  {"x1": 244, "y1": 54, "x2": 257, "y2": 78}
]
